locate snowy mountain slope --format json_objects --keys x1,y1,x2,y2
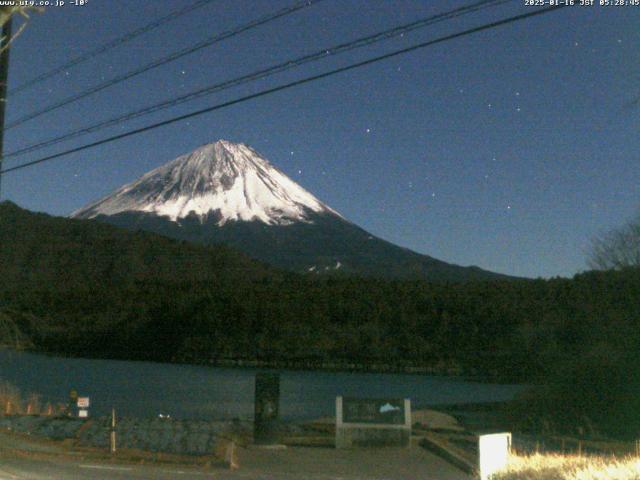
[
  {"x1": 72, "y1": 140, "x2": 511, "y2": 282},
  {"x1": 72, "y1": 140, "x2": 339, "y2": 225}
]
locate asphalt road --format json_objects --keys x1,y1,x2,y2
[
  {"x1": 0, "y1": 458, "x2": 215, "y2": 479},
  {"x1": 1, "y1": 449, "x2": 471, "y2": 480}
]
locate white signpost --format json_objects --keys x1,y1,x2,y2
[
  {"x1": 478, "y1": 432, "x2": 511, "y2": 480},
  {"x1": 77, "y1": 397, "x2": 90, "y2": 418}
]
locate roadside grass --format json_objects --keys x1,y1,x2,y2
[
  {"x1": 492, "y1": 453, "x2": 640, "y2": 480},
  {"x1": 0, "y1": 381, "x2": 63, "y2": 415}
]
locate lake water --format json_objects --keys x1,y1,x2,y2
[{"x1": 0, "y1": 349, "x2": 523, "y2": 420}]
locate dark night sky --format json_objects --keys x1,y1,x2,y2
[{"x1": 1, "y1": 0, "x2": 638, "y2": 278}]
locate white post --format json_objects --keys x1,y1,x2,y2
[
  {"x1": 403, "y1": 398, "x2": 411, "y2": 427},
  {"x1": 110, "y1": 408, "x2": 117, "y2": 454},
  {"x1": 478, "y1": 432, "x2": 511, "y2": 480}
]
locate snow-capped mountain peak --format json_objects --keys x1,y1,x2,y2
[{"x1": 71, "y1": 140, "x2": 339, "y2": 225}]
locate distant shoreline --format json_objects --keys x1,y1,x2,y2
[{"x1": 3, "y1": 346, "x2": 517, "y2": 384}]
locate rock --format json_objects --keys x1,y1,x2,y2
[{"x1": 412, "y1": 409, "x2": 464, "y2": 432}]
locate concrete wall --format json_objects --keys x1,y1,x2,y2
[{"x1": 336, "y1": 424, "x2": 411, "y2": 448}]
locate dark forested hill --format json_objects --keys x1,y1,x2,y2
[
  {"x1": 0, "y1": 200, "x2": 274, "y2": 289},
  {"x1": 3, "y1": 201, "x2": 640, "y2": 436}
]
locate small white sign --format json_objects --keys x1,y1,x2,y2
[
  {"x1": 77, "y1": 397, "x2": 90, "y2": 408},
  {"x1": 78, "y1": 409, "x2": 89, "y2": 418},
  {"x1": 479, "y1": 432, "x2": 511, "y2": 480}
]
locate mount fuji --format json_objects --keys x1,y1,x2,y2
[{"x1": 72, "y1": 140, "x2": 508, "y2": 281}]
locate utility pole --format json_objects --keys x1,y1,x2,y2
[{"x1": 0, "y1": 12, "x2": 12, "y2": 199}]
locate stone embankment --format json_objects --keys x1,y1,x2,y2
[
  {"x1": 0, "y1": 409, "x2": 473, "y2": 458},
  {"x1": 0, "y1": 415, "x2": 250, "y2": 455}
]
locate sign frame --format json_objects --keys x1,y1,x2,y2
[{"x1": 335, "y1": 396, "x2": 411, "y2": 448}]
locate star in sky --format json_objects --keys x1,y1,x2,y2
[{"x1": 6, "y1": 0, "x2": 637, "y2": 279}]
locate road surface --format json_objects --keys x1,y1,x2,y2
[{"x1": 0, "y1": 430, "x2": 470, "y2": 479}]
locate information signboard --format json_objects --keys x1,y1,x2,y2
[
  {"x1": 342, "y1": 397, "x2": 405, "y2": 425},
  {"x1": 336, "y1": 396, "x2": 411, "y2": 448}
]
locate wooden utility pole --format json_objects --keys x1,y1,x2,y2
[{"x1": 0, "y1": 12, "x2": 12, "y2": 199}]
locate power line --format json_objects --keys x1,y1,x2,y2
[
  {"x1": 8, "y1": 0, "x2": 218, "y2": 96},
  {"x1": 0, "y1": 5, "x2": 566, "y2": 177},
  {"x1": 4, "y1": 0, "x2": 512, "y2": 160},
  {"x1": 4, "y1": 0, "x2": 324, "y2": 130}
]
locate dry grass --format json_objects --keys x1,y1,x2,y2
[
  {"x1": 0, "y1": 380, "x2": 22, "y2": 414},
  {"x1": 0, "y1": 6, "x2": 42, "y2": 55},
  {"x1": 0, "y1": 381, "x2": 63, "y2": 416},
  {"x1": 213, "y1": 437, "x2": 239, "y2": 470},
  {"x1": 492, "y1": 453, "x2": 640, "y2": 480}
]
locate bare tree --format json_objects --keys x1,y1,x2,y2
[
  {"x1": 588, "y1": 211, "x2": 640, "y2": 270},
  {"x1": 0, "y1": 6, "x2": 40, "y2": 54}
]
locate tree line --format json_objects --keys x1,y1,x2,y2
[{"x1": 2, "y1": 201, "x2": 640, "y2": 437}]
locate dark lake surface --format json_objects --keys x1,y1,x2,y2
[{"x1": 1, "y1": 349, "x2": 524, "y2": 420}]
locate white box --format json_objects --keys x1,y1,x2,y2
[{"x1": 479, "y1": 432, "x2": 511, "y2": 480}]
